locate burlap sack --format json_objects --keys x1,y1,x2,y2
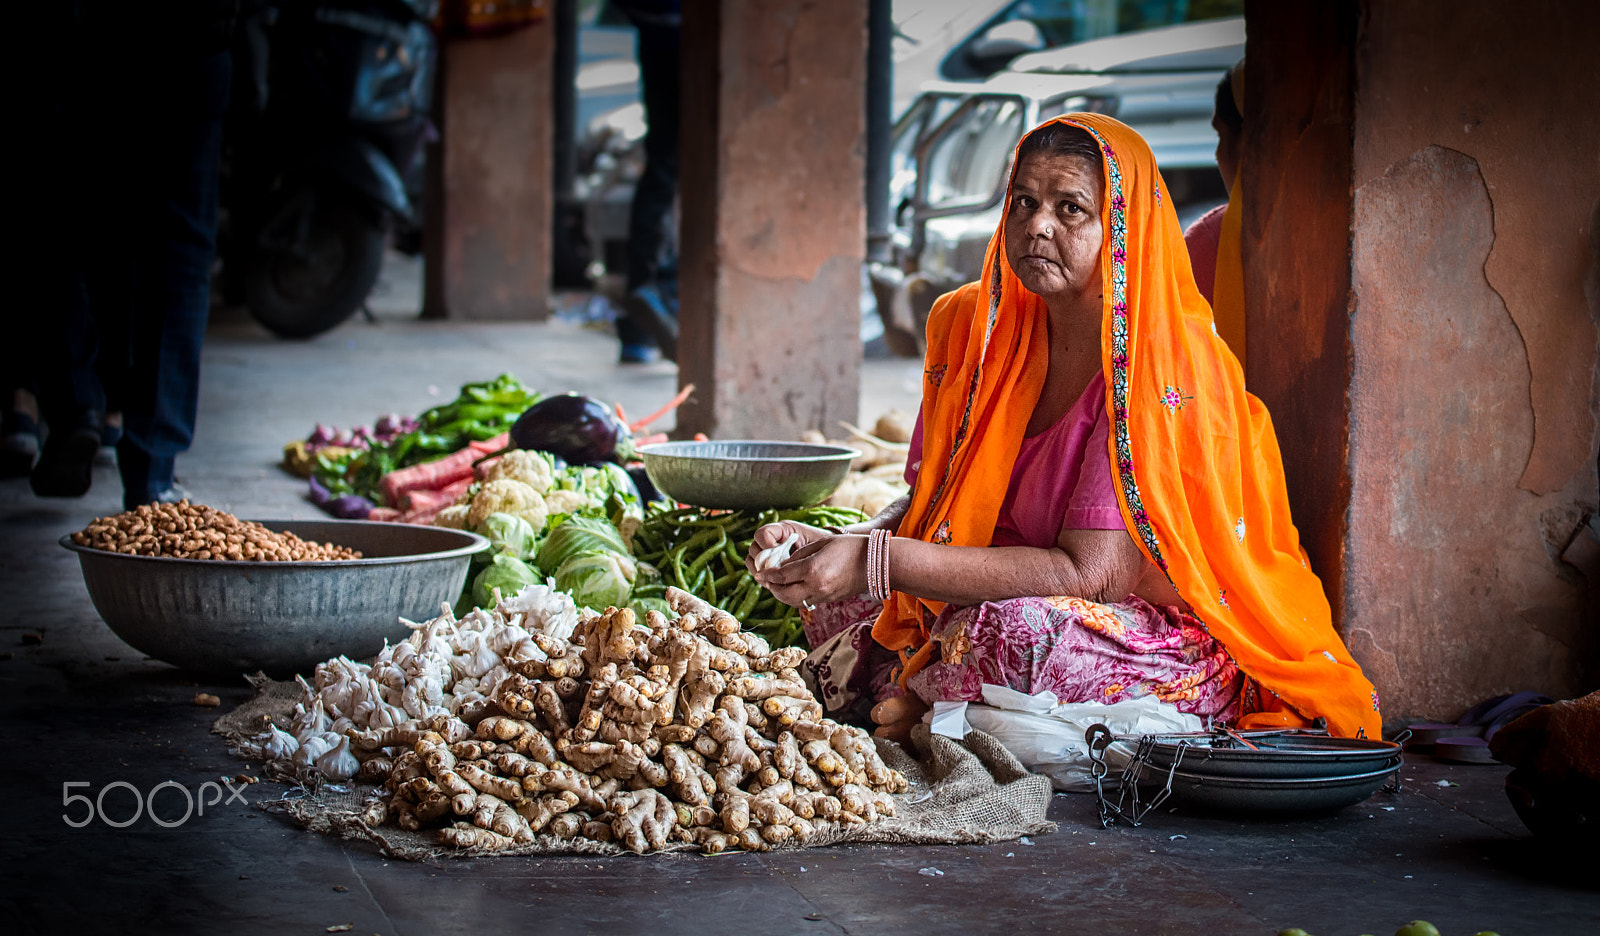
[{"x1": 215, "y1": 676, "x2": 1055, "y2": 860}]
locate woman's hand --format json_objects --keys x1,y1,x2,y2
[
  {"x1": 750, "y1": 526, "x2": 869, "y2": 609},
  {"x1": 744, "y1": 521, "x2": 832, "y2": 575}
]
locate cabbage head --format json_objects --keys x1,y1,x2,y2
[
  {"x1": 472, "y1": 554, "x2": 539, "y2": 608},
  {"x1": 480, "y1": 512, "x2": 536, "y2": 559},
  {"x1": 553, "y1": 552, "x2": 636, "y2": 611},
  {"x1": 535, "y1": 514, "x2": 629, "y2": 573}
]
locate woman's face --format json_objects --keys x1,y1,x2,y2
[{"x1": 1004, "y1": 151, "x2": 1105, "y2": 308}]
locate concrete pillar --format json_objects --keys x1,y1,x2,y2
[
  {"x1": 1239, "y1": 0, "x2": 1357, "y2": 626},
  {"x1": 676, "y1": 0, "x2": 866, "y2": 440},
  {"x1": 1245, "y1": 0, "x2": 1600, "y2": 722},
  {"x1": 423, "y1": 25, "x2": 554, "y2": 320}
]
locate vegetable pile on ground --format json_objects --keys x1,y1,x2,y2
[
  {"x1": 296, "y1": 374, "x2": 542, "y2": 520},
  {"x1": 433, "y1": 451, "x2": 648, "y2": 614},
  {"x1": 290, "y1": 377, "x2": 691, "y2": 526},
  {"x1": 244, "y1": 584, "x2": 907, "y2": 854},
  {"x1": 631, "y1": 504, "x2": 868, "y2": 650},
  {"x1": 72, "y1": 502, "x2": 361, "y2": 561},
  {"x1": 282, "y1": 413, "x2": 421, "y2": 479}
]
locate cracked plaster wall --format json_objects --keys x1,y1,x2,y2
[{"x1": 1346, "y1": 1, "x2": 1600, "y2": 721}]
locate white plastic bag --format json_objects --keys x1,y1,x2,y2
[{"x1": 935, "y1": 685, "x2": 1203, "y2": 791}]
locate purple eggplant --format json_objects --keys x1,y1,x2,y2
[
  {"x1": 509, "y1": 394, "x2": 635, "y2": 465},
  {"x1": 308, "y1": 476, "x2": 333, "y2": 508},
  {"x1": 308, "y1": 477, "x2": 375, "y2": 518},
  {"x1": 328, "y1": 494, "x2": 377, "y2": 519}
]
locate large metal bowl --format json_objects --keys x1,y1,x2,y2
[
  {"x1": 637, "y1": 440, "x2": 860, "y2": 510},
  {"x1": 61, "y1": 520, "x2": 488, "y2": 677}
]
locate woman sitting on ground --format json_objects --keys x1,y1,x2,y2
[{"x1": 748, "y1": 114, "x2": 1380, "y2": 743}]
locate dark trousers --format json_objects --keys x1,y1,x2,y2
[
  {"x1": 30, "y1": 46, "x2": 230, "y2": 505},
  {"x1": 618, "y1": 20, "x2": 680, "y2": 344}
]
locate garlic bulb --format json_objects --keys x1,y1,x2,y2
[
  {"x1": 292, "y1": 731, "x2": 337, "y2": 770},
  {"x1": 262, "y1": 725, "x2": 299, "y2": 761},
  {"x1": 314, "y1": 735, "x2": 359, "y2": 780},
  {"x1": 754, "y1": 531, "x2": 801, "y2": 572},
  {"x1": 290, "y1": 696, "x2": 330, "y2": 743}
]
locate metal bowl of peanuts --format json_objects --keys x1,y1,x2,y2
[
  {"x1": 637, "y1": 441, "x2": 860, "y2": 510},
  {"x1": 61, "y1": 503, "x2": 489, "y2": 676}
]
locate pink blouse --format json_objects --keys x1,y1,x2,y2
[
  {"x1": 1183, "y1": 203, "x2": 1227, "y2": 305},
  {"x1": 904, "y1": 370, "x2": 1125, "y2": 549}
]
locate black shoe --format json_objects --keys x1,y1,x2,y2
[
  {"x1": 30, "y1": 411, "x2": 102, "y2": 498},
  {"x1": 1, "y1": 411, "x2": 41, "y2": 479}
]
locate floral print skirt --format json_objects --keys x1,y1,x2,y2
[{"x1": 801, "y1": 594, "x2": 1244, "y2": 724}]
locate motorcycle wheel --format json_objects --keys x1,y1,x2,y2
[{"x1": 245, "y1": 198, "x2": 385, "y2": 339}]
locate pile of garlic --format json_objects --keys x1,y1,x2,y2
[{"x1": 244, "y1": 583, "x2": 581, "y2": 781}]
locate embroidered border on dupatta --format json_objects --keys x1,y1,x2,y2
[
  {"x1": 925, "y1": 258, "x2": 1006, "y2": 515},
  {"x1": 1069, "y1": 121, "x2": 1167, "y2": 573}
]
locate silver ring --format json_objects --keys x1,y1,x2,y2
[{"x1": 803, "y1": 600, "x2": 816, "y2": 611}]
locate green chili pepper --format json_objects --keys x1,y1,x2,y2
[
  {"x1": 685, "y1": 528, "x2": 726, "y2": 579},
  {"x1": 735, "y1": 583, "x2": 762, "y2": 619}
]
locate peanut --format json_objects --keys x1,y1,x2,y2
[{"x1": 73, "y1": 501, "x2": 361, "y2": 562}]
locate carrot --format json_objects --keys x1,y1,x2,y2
[
  {"x1": 366, "y1": 507, "x2": 403, "y2": 523},
  {"x1": 400, "y1": 477, "x2": 473, "y2": 514},
  {"x1": 401, "y1": 503, "x2": 450, "y2": 526},
  {"x1": 469, "y1": 433, "x2": 510, "y2": 453},
  {"x1": 629, "y1": 384, "x2": 695, "y2": 433},
  {"x1": 379, "y1": 433, "x2": 509, "y2": 507}
]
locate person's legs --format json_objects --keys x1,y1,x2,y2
[
  {"x1": 23, "y1": 23, "x2": 107, "y2": 496},
  {"x1": 907, "y1": 595, "x2": 1243, "y2": 721},
  {"x1": 801, "y1": 596, "x2": 903, "y2": 724},
  {"x1": 618, "y1": 21, "x2": 681, "y2": 362},
  {"x1": 115, "y1": 50, "x2": 230, "y2": 507},
  {"x1": 627, "y1": 22, "x2": 680, "y2": 288}
]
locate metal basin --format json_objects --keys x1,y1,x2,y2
[
  {"x1": 637, "y1": 440, "x2": 859, "y2": 510},
  {"x1": 61, "y1": 520, "x2": 488, "y2": 677},
  {"x1": 1165, "y1": 763, "x2": 1401, "y2": 815}
]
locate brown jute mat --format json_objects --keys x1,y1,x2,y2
[{"x1": 214, "y1": 675, "x2": 1055, "y2": 860}]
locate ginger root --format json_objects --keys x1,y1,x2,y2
[{"x1": 301, "y1": 600, "x2": 907, "y2": 854}]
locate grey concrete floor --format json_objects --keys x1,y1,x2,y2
[{"x1": 2, "y1": 286, "x2": 1596, "y2": 935}]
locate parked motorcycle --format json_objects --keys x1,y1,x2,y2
[{"x1": 224, "y1": 0, "x2": 436, "y2": 339}]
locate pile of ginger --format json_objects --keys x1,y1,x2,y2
[{"x1": 285, "y1": 587, "x2": 907, "y2": 854}]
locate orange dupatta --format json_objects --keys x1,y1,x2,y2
[{"x1": 873, "y1": 114, "x2": 1380, "y2": 738}]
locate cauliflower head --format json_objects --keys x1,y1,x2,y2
[
  {"x1": 433, "y1": 504, "x2": 471, "y2": 530},
  {"x1": 468, "y1": 479, "x2": 548, "y2": 532},
  {"x1": 542, "y1": 488, "x2": 597, "y2": 516},
  {"x1": 484, "y1": 449, "x2": 553, "y2": 495}
]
